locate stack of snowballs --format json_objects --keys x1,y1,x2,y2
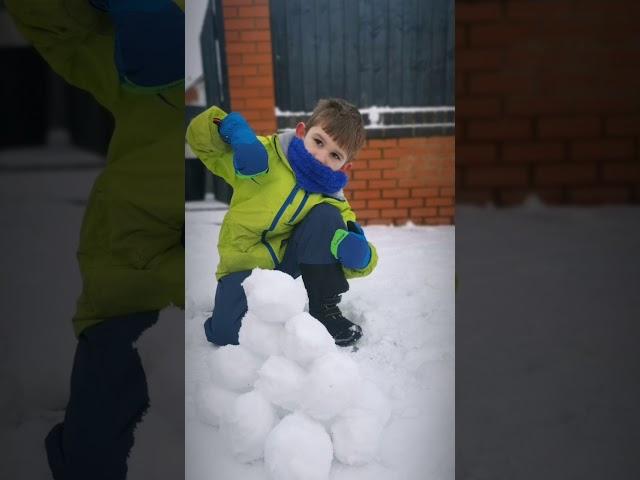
[{"x1": 195, "y1": 269, "x2": 391, "y2": 480}]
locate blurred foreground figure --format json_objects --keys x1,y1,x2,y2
[{"x1": 5, "y1": 1, "x2": 185, "y2": 478}]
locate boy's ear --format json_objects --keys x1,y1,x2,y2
[
  {"x1": 295, "y1": 122, "x2": 306, "y2": 139},
  {"x1": 339, "y1": 162, "x2": 353, "y2": 172}
]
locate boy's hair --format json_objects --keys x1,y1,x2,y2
[{"x1": 306, "y1": 98, "x2": 366, "y2": 162}]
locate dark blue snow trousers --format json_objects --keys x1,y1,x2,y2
[
  {"x1": 204, "y1": 203, "x2": 345, "y2": 346},
  {"x1": 45, "y1": 310, "x2": 159, "y2": 480}
]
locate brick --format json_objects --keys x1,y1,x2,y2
[
  {"x1": 457, "y1": 49, "x2": 503, "y2": 71},
  {"x1": 568, "y1": 187, "x2": 631, "y2": 204},
  {"x1": 603, "y1": 162, "x2": 640, "y2": 182},
  {"x1": 605, "y1": 115, "x2": 640, "y2": 136},
  {"x1": 366, "y1": 219, "x2": 393, "y2": 226},
  {"x1": 368, "y1": 199, "x2": 395, "y2": 209},
  {"x1": 456, "y1": 97, "x2": 502, "y2": 118},
  {"x1": 502, "y1": 143, "x2": 566, "y2": 163},
  {"x1": 238, "y1": 6, "x2": 270, "y2": 17},
  {"x1": 506, "y1": 1, "x2": 573, "y2": 19},
  {"x1": 368, "y1": 139, "x2": 398, "y2": 148},
  {"x1": 353, "y1": 190, "x2": 381, "y2": 200},
  {"x1": 368, "y1": 159, "x2": 398, "y2": 170},
  {"x1": 467, "y1": 119, "x2": 532, "y2": 140},
  {"x1": 534, "y1": 163, "x2": 597, "y2": 186},
  {"x1": 538, "y1": 116, "x2": 601, "y2": 138},
  {"x1": 345, "y1": 180, "x2": 367, "y2": 190},
  {"x1": 249, "y1": 120, "x2": 277, "y2": 133},
  {"x1": 382, "y1": 188, "x2": 410, "y2": 199},
  {"x1": 244, "y1": 76, "x2": 274, "y2": 87},
  {"x1": 228, "y1": 65, "x2": 258, "y2": 77},
  {"x1": 353, "y1": 170, "x2": 382, "y2": 180},
  {"x1": 456, "y1": 2, "x2": 502, "y2": 22},
  {"x1": 456, "y1": 24, "x2": 467, "y2": 49},
  {"x1": 456, "y1": 144, "x2": 498, "y2": 164},
  {"x1": 397, "y1": 198, "x2": 424, "y2": 208},
  {"x1": 426, "y1": 197, "x2": 454, "y2": 207},
  {"x1": 226, "y1": 53, "x2": 243, "y2": 65},
  {"x1": 247, "y1": 97, "x2": 275, "y2": 109},
  {"x1": 412, "y1": 187, "x2": 440, "y2": 198},
  {"x1": 226, "y1": 42, "x2": 257, "y2": 54},
  {"x1": 438, "y1": 206, "x2": 455, "y2": 217},
  {"x1": 379, "y1": 208, "x2": 409, "y2": 218},
  {"x1": 456, "y1": 74, "x2": 467, "y2": 96},
  {"x1": 410, "y1": 207, "x2": 438, "y2": 217},
  {"x1": 469, "y1": 24, "x2": 535, "y2": 48},
  {"x1": 368, "y1": 179, "x2": 397, "y2": 189},
  {"x1": 223, "y1": 0, "x2": 254, "y2": 5},
  {"x1": 440, "y1": 187, "x2": 455, "y2": 197},
  {"x1": 241, "y1": 30, "x2": 272, "y2": 42},
  {"x1": 356, "y1": 209, "x2": 381, "y2": 220},
  {"x1": 423, "y1": 217, "x2": 453, "y2": 225},
  {"x1": 356, "y1": 148, "x2": 382, "y2": 160},
  {"x1": 465, "y1": 166, "x2": 529, "y2": 187},
  {"x1": 397, "y1": 178, "x2": 430, "y2": 188},
  {"x1": 241, "y1": 53, "x2": 272, "y2": 65},
  {"x1": 256, "y1": 42, "x2": 273, "y2": 53},
  {"x1": 224, "y1": 18, "x2": 256, "y2": 30},
  {"x1": 255, "y1": 18, "x2": 270, "y2": 29},
  {"x1": 570, "y1": 139, "x2": 635, "y2": 161},
  {"x1": 470, "y1": 72, "x2": 535, "y2": 95},
  {"x1": 507, "y1": 96, "x2": 636, "y2": 116},
  {"x1": 348, "y1": 200, "x2": 367, "y2": 210},
  {"x1": 257, "y1": 64, "x2": 274, "y2": 75}
]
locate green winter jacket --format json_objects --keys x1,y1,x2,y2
[
  {"x1": 186, "y1": 106, "x2": 378, "y2": 281},
  {"x1": 7, "y1": 0, "x2": 185, "y2": 336}
]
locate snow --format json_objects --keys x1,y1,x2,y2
[
  {"x1": 206, "y1": 344, "x2": 262, "y2": 392},
  {"x1": 186, "y1": 200, "x2": 455, "y2": 479},
  {"x1": 281, "y1": 312, "x2": 337, "y2": 365},
  {"x1": 255, "y1": 356, "x2": 306, "y2": 411},
  {"x1": 265, "y1": 412, "x2": 334, "y2": 480},
  {"x1": 300, "y1": 352, "x2": 363, "y2": 422},
  {"x1": 243, "y1": 268, "x2": 308, "y2": 323}
]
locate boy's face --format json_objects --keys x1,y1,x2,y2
[{"x1": 295, "y1": 123, "x2": 352, "y2": 172}]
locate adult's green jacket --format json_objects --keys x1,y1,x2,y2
[
  {"x1": 7, "y1": 0, "x2": 185, "y2": 336},
  {"x1": 186, "y1": 106, "x2": 378, "y2": 281}
]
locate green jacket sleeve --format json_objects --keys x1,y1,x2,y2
[
  {"x1": 185, "y1": 105, "x2": 238, "y2": 188},
  {"x1": 5, "y1": 0, "x2": 120, "y2": 111},
  {"x1": 337, "y1": 203, "x2": 379, "y2": 279}
]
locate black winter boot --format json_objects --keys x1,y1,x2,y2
[{"x1": 300, "y1": 263, "x2": 363, "y2": 347}]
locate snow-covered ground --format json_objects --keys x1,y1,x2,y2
[{"x1": 185, "y1": 200, "x2": 456, "y2": 480}]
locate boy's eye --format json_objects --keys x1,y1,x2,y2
[
  {"x1": 314, "y1": 138, "x2": 323, "y2": 146},
  {"x1": 331, "y1": 153, "x2": 340, "y2": 160}
]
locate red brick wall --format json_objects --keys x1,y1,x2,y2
[
  {"x1": 345, "y1": 137, "x2": 455, "y2": 226},
  {"x1": 221, "y1": 0, "x2": 455, "y2": 225},
  {"x1": 457, "y1": 0, "x2": 640, "y2": 205}
]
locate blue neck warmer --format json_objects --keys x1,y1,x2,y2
[{"x1": 287, "y1": 137, "x2": 348, "y2": 195}]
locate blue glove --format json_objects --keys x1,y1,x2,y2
[
  {"x1": 330, "y1": 221, "x2": 372, "y2": 270},
  {"x1": 218, "y1": 112, "x2": 269, "y2": 178}
]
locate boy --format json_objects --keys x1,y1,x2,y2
[
  {"x1": 187, "y1": 98, "x2": 378, "y2": 347},
  {"x1": 6, "y1": 1, "x2": 185, "y2": 478}
]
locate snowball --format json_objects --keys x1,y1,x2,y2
[
  {"x1": 194, "y1": 382, "x2": 238, "y2": 427},
  {"x1": 225, "y1": 390, "x2": 276, "y2": 462},
  {"x1": 264, "y1": 412, "x2": 333, "y2": 480},
  {"x1": 206, "y1": 345, "x2": 262, "y2": 392},
  {"x1": 242, "y1": 269, "x2": 307, "y2": 323},
  {"x1": 238, "y1": 312, "x2": 282, "y2": 358},
  {"x1": 255, "y1": 355, "x2": 306, "y2": 411},
  {"x1": 281, "y1": 312, "x2": 336, "y2": 366},
  {"x1": 351, "y1": 379, "x2": 392, "y2": 426},
  {"x1": 301, "y1": 352, "x2": 363, "y2": 421},
  {"x1": 330, "y1": 408, "x2": 385, "y2": 466}
]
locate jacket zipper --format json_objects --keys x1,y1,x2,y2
[
  {"x1": 286, "y1": 191, "x2": 310, "y2": 225},
  {"x1": 261, "y1": 184, "x2": 300, "y2": 266}
]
